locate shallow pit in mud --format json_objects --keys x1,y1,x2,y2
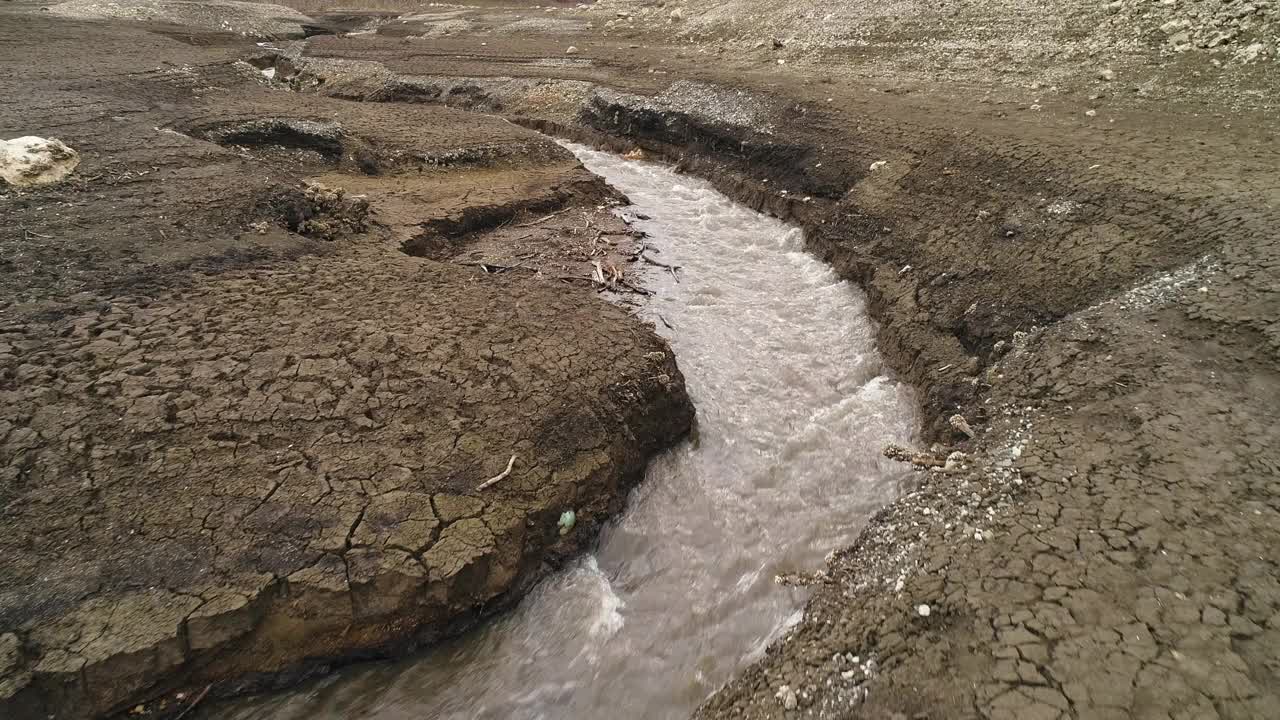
[{"x1": 201, "y1": 144, "x2": 918, "y2": 720}]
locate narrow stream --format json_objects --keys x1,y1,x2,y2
[{"x1": 207, "y1": 145, "x2": 917, "y2": 720}]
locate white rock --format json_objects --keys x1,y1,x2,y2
[
  {"x1": 775, "y1": 684, "x2": 798, "y2": 710},
  {"x1": 917, "y1": 603, "x2": 931, "y2": 617},
  {"x1": 869, "y1": 160, "x2": 888, "y2": 171},
  {"x1": 670, "y1": 8, "x2": 683, "y2": 20},
  {"x1": 1, "y1": 136, "x2": 80, "y2": 187},
  {"x1": 1236, "y1": 42, "x2": 1265, "y2": 62},
  {"x1": 566, "y1": 45, "x2": 579, "y2": 54},
  {"x1": 1097, "y1": 68, "x2": 1116, "y2": 81},
  {"x1": 261, "y1": 67, "x2": 276, "y2": 80}
]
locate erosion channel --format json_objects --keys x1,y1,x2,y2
[{"x1": 202, "y1": 145, "x2": 918, "y2": 719}]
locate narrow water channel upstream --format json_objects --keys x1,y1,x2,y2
[{"x1": 206, "y1": 144, "x2": 918, "y2": 720}]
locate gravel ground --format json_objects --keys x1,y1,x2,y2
[
  {"x1": 48, "y1": 0, "x2": 316, "y2": 38},
  {"x1": 586, "y1": 0, "x2": 1277, "y2": 109}
]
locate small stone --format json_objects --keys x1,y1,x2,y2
[
  {"x1": 949, "y1": 414, "x2": 975, "y2": 438},
  {"x1": 1085, "y1": 109, "x2": 1097, "y2": 117},
  {"x1": 0, "y1": 136, "x2": 80, "y2": 186},
  {"x1": 565, "y1": 46, "x2": 579, "y2": 55},
  {"x1": 775, "y1": 684, "x2": 798, "y2": 710},
  {"x1": 557, "y1": 509, "x2": 576, "y2": 535},
  {"x1": 917, "y1": 603, "x2": 932, "y2": 617},
  {"x1": 1229, "y1": 615, "x2": 1263, "y2": 637},
  {"x1": 1097, "y1": 68, "x2": 1116, "y2": 81},
  {"x1": 869, "y1": 160, "x2": 888, "y2": 171},
  {"x1": 669, "y1": 8, "x2": 683, "y2": 20},
  {"x1": 1203, "y1": 606, "x2": 1227, "y2": 626},
  {"x1": 1236, "y1": 42, "x2": 1265, "y2": 62}
]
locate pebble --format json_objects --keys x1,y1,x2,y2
[
  {"x1": 869, "y1": 160, "x2": 888, "y2": 171},
  {"x1": 1098, "y1": 68, "x2": 1116, "y2": 81},
  {"x1": 566, "y1": 46, "x2": 579, "y2": 55},
  {"x1": 775, "y1": 684, "x2": 798, "y2": 710},
  {"x1": 917, "y1": 603, "x2": 932, "y2": 617}
]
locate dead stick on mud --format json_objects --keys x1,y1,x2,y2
[
  {"x1": 458, "y1": 261, "x2": 525, "y2": 273},
  {"x1": 515, "y1": 207, "x2": 571, "y2": 228},
  {"x1": 476, "y1": 454, "x2": 517, "y2": 491},
  {"x1": 173, "y1": 684, "x2": 212, "y2": 720},
  {"x1": 617, "y1": 279, "x2": 653, "y2": 296},
  {"x1": 639, "y1": 252, "x2": 682, "y2": 282}
]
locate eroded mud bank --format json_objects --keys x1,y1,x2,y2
[
  {"x1": 200, "y1": 140, "x2": 919, "y2": 720},
  {"x1": 271, "y1": 41, "x2": 1280, "y2": 720},
  {"x1": 0, "y1": 16, "x2": 695, "y2": 720}
]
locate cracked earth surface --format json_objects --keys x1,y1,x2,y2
[
  {"x1": 1, "y1": 9, "x2": 691, "y2": 719},
  {"x1": 3, "y1": 2, "x2": 1280, "y2": 719}
]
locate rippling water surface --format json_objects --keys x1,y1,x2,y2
[{"x1": 206, "y1": 143, "x2": 918, "y2": 720}]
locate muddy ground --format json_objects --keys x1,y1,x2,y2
[{"x1": 2, "y1": 1, "x2": 1279, "y2": 719}]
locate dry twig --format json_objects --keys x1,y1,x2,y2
[
  {"x1": 476, "y1": 454, "x2": 517, "y2": 491},
  {"x1": 173, "y1": 685, "x2": 213, "y2": 720},
  {"x1": 515, "y1": 207, "x2": 571, "y2": 228}
]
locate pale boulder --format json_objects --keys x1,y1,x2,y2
[{"x1": 0, "y1": 137, "x2": 80, "y2": 187}]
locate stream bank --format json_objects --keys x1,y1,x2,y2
[
  {"x1": 274, "y1": 30, "x2": 1280, "y2": 720},
  {"x1": 199, "y1": 141, "x2": 918, "y2": 720}
]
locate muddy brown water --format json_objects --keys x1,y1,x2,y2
[{"x1": 204, "y1": 145, "x2": 918, "y2": 720}]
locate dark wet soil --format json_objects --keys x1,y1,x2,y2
[{"x1": 2, "y1": 2, "x2": 1279, "y2": 719}]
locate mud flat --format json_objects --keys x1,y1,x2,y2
[
  {"x1": 3, "y1": 2, "x2": 1280, "y2": 719},
  {"x1": 0, "y1": 11, "x2": 693, "y2": 720}
]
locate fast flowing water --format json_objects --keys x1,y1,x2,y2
[{"x1": 207, "y1": 145, "x2": 917, "y2": 720}]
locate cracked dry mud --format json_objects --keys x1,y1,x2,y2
[
  {"x1": 3, "y1": 2, "x2": 1280, "y2": 720},
  {"x1": 0, "y1": 10, "x2": 693, "y2": 719}
]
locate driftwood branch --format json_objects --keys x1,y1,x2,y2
[
  {"x1": 173, "y1": 685, "x2": 213, "y2": 720},
  {"x1": 635, "y1": 251, "x2": 681, "y2": 283},
  {"x1": 459, "y1": 261, "x2": 525, "y2": 274},
  {"x1": 515, "y1": 207, "x2": 571, "y2": 228}
]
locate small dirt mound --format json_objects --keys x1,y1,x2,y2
[{"x1": 274, "y1": 181, "x2": 370, "y2": 240}]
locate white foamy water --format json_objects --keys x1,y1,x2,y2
[{"x1": 204, "y1": 144, "x2": 918, "y2": 720}]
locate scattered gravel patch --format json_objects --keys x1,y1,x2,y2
[{"x1": 47, "y1": 0, "x2": 316, "y2": 38}]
